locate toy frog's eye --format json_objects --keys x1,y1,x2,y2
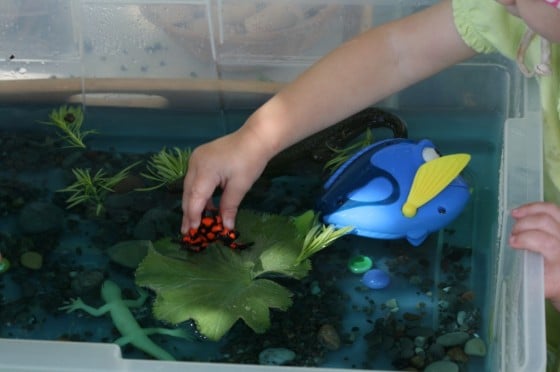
[{"x1": 422, "y1": 147, "x2": 440, "y2": 162}]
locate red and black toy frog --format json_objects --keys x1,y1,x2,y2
[{"x1": 181, "y1": 208, "x2": 252, "y2": 252}]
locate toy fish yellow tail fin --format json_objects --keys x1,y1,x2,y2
[{"x1": 402, "y1": 154, "x2": 470, "y2": 218}]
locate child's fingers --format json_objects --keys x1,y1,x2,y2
[
  {"x1": 510, "y1": 212, "x2": 560, "y2": 242},
  {"x1": 182, "y1": 167, "x2": 219, "y2": 234},
  {"x1": 219, "y1": 177, "x2": 256, "y2": 230},
  {"x1": 509, "y1": 229, "x2": 560, "y2": 263},
  {"x1": 511, "y1": 201, "x2": 560, "y2": 223}
]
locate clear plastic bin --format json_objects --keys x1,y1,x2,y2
[{"x1": 0, "y1": 1, "x2": 547, "y2": 371}]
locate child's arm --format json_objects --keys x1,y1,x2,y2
[
  {"x1": 510, "y1": 202, "x2": 560, "y2": 311},
  {"x1": 182, "y1": 0, "x2": 477, "y2": 232}
]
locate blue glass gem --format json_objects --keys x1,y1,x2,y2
[{"x1": 362, "y1": 269, "x2": 391, "y2": 289}]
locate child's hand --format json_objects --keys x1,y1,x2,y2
[
  {"x1": 181, "y1": 129, "x2": 271, "y2": 234},
  {"x1": 510, "y1": 202, "x2": 560, "y2": 310}
]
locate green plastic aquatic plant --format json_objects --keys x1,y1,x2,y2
[
  {"x1": 138, "y1": 147, "x2": 192, "y2": 191},
  {"x1": 323, "y1": 128, "x2": 374, "y2": 173},
  {"x1": 294, "y1": 211, "x2": 354, "y2": 265},
  {"x1": 135, "y1": 209, "x2": 351, "y2": 341},
  {"x1": 59, "y1": 162, "x2": 140, "y2": 216},
  {"x1": 39, "y1": 105, "x2": 96, "y2": 149}
]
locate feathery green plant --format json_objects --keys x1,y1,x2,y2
[
  {"x1": 59, "y1": 162, "x2": 140, "y2": 216},
  {"x1": 323, "y1": 128, "x2": 374, "y2": 174},
  {"x1": 138, "y1": 147, "x2": 192, "y2": 191},
  {"x1": 294, "y1": 213, "x2": 353, "y2": 264},
  {"x1": 39, "y1": 105, "x2": 96, "y2": 148}
]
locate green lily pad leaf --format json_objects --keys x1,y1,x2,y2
[
  {"x1": 258, "y1": 242, "x2": 310, "y2": 279},
  {"x1": 292, "y1": 209, "x2": 317, "y2": 237},
  {"x1": 151, "y1": 237, "x2": 189, "y2": 261},
  {"x1": 135, "y1": 209, "x2": 346, "y2": 341},
  {"x1": 153, "y1": 274, "x2": 292, "y2": 339},
  {"x1": 234, "y1": 210, "x2": 310, "y2": 277},
  {"x1": 136, "y1": 246, "x2": 292, "y2": 340}
]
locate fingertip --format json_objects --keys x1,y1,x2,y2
[
  {"x1": 181, "y1": 198, "x2": 204, "y2": 234},
  {"x1": 223, "y1": 218, "x2": 235, "y2": 230},
  {"x1": 219, "y1": 208, "x2": 237, "y2": 230},
  {"x1": 180, "y1": 215, "x2": 192, "y2": 235},
  {"x1": 508, "y1": 234, "x2": 518, "y2": 247},
  {"x1": 220, "y1": 185, "x2": 249, "y2": 230}
]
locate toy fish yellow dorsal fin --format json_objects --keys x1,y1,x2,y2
[{"x1": 402, "y1": 154, "x2": 470, "y2": 218}]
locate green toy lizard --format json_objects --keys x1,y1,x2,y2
[{"x1": 60, "y1": 279, "x2": 192, "y2": 360}]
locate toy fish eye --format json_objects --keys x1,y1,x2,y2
[
  {"x1": 437, "y1": 206, "x2": 447, "y2": 215},
  {"x1": 422, "y1": 147, "x2": 440, "y2": 162}
]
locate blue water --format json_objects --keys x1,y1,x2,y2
[{"x1": 0, "y1": 105, "x2": 503, "y2": 370}]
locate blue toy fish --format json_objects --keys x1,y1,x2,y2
[{"x1": 318, "y1": 138, "x2": 471, "y2": 246}]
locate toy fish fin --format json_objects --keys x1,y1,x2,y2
[
  {"x1": 402, "y1": 153, "x2": 470, "y2": 218},
  {"x1": 406, "y1": 230, "x2": 428, "y2": 246},
  {"x1": 324, "y1": 138, "x2": 403, "y2": 190}
]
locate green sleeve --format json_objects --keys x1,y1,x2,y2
[{"x1": 452, "y1": 0, "x2": 526, "y2": 59}]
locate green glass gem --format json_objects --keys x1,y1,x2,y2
[
  {"x1": 348, "y1": 255, "x2": 373, "y2": 274},
  {"x1": 0, "y1": 257, "x2": 10, "y2": 274}
]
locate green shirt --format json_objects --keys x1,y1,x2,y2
[
  {"x1": 453, "y1": 0, "x2": 560, "y2": 367},
  {"x1": 453, "y1": 0, "x2": 560, "y2": 203}
]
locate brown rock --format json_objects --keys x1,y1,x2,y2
[
  {"x1": 460, "y1": 290, "x2": 475, "y2": 302},
  {"x1": 447, "y1": 346, "x2": 469, "y2": 363},
  {"x1": 317, "y1": 324, "x2": 341, "y2": 351},
  {"x1": 409, "y1": 354, "x2": 425, "y2": 369},
  {"x1": 113, "y1": 174, "x2": 145, "y2": 193},
  {"x1": 403, "y1": 312, "x2": 423, "y2": 321}
]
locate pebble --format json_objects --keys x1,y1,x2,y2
[
  {"x1": 71, "y1": 269, "x2": 104, "y2": 294},
  {"x1": 403, "y1": 312, "x2": 422, "y2": 321},
  {"x1": 410, "y1": 354, "x2": 426, "y2": 369},
  {"x1": 384, "y1": 298, "x2": 399, "y2": 312},
  {"x1": 464, "y1": 337, "x2": 487, "y2": 356},
  {"x1": 107, "y1": 240, "x2": 152, "y2": 269},
  {"x1": 132, "y1": 208, "x2": 177, "y2": 240},
  {"x1": 18, "y1": 201, "x2": 64, "y2": 234},
  {"x1": 447, "y1": 346, "x2": 469, "y2": 363},
  {"x1": 456, "y1": 310, "x2": 466, "y2": 326},
  {"x1": 20, "y1": 251, "x2": 43, "y2": 270},
  {"x1": 407, "y1": 327, "x2": 435, "y2": 338},
  {"x1": 460, "y1": 290, "x2": 475, "y2": 302},
  {"x1": 258, "y1": 347, "x2": 296, "y2": 365},
  {"x1": 424, "y1": 360, "x2": 459, "y2": 372},
  {"x1": 414, "y1": 336, "x2": 426, "y2": 348},
  {"x1": 113, "y1": 174, "x2": 145, "y2": 193},
  {"x1": 436, "y1": 331, "x2": 470, "y2": 347},
  {"x1": 317, "y1": 324, "x2": 341, "y2": 351},
  {"x1": 427, "y1": 343, "x2": 445, "y2": 360},
  {"x1": 310, "y1": 280, "x2": 321, "y2": 295},
  {"x1": 398, "y1": 337, "x2": 415, "y2": 359}
]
